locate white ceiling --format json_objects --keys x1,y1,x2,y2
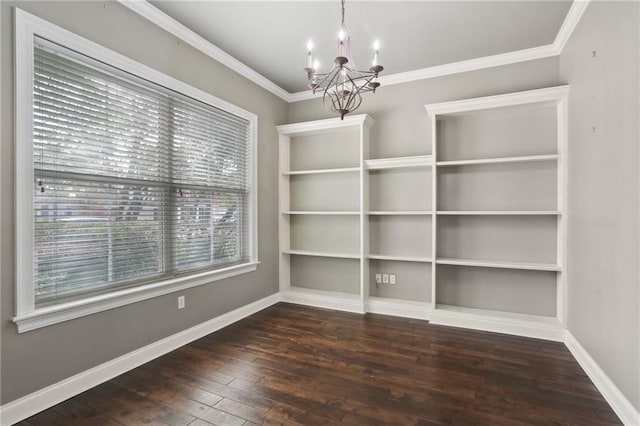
[{"x1": 149, "y1": 1, "x2": 573, "y2": 93}]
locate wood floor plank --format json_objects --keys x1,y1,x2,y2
[{"x1": 20, "y1": 303, "x2": 621, "y2": 425}]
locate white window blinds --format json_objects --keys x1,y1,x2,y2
[{"x1": 33, "y1": 37, "x2": 251, "y2": 305}]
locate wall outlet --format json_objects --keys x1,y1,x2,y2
[
  {"x1": 389, "y1": 274, "x2": 396, "y2": 284},
  {"x1": 382, "y1": 273, "x2": 389, "y2": 284},
  {"x1": 177, "y1": 295, "x2": 185, "y2": 310},
  {"x1": 375, "y1": 273, "x2": 382, "y2": 284}
]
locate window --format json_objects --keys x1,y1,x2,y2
[{"x1": 15, "y1": 10, "x2": 258, "y2": 332}]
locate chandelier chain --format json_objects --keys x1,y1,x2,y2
[{"x1": 341, "y1": 0, "x2": 345, "y2": 29}]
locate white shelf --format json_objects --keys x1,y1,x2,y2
[
  {"x1": 282, "y1": 249, "x2": 360, "y2": 260},
  {"x1": 436, "y1": 257, "x2": 561, "y2": 271},
  {"x1": 283, "y1": 166, "x2": 360, "y2": 175},
  {"x1": 437, "y1": 210, "x2": 561, "y2": 216},
  {"x1": 283, "y1": 211, "x2": 359, "y2": 215},
  {"x1": 367, "y1": 211, "x2": 432, "y2": 216},
  {"x1": 367, "y1": 254, "x2": 432, "y2": 263},
  {"x1": 364, "y1": 155, "x2": 433, "y2": 170},
  {"x1": 436, "y1": 154, "x2": 559, "y2": 167}
]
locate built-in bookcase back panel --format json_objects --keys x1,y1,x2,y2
[
  {"x1": 290, "y1": 130, "x2": 360, "y2": 170},
  {"x1": 369, "y1": 169, "x2": 432, "y2": 211},
  {"x1": 369, "y1": 216, "x2": 432, "y2": 258},
  {"x1": 369, "y1": 260, "x2": 431, "y2": 302},
  {"x1": 290, "y1": 216, "x2": 360, "y2": 254},
  {"x1": 437, "y1": 216, "x2": 558, "y2": 263},
  {"x1": 436, "y1": 104, "x2": 557, "y2": 161},
  {"x1": 290, "y1": 174, "x2": 359, "y2": 211},
  {"x1": 291, "y1": 256, "x2": 360, "y2": 294},
  {"x1": 369, "y1": 114, "x2": 431, "y2": 160},
  {"x1": 438, "y1": 161, "x2": 557, "y2": 211},
  {"x1": 437, "y1": 265, "x2": 557, "y2": 316}
]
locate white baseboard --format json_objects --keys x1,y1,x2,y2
[
  {"x1": 365, "y1": 297, "x2": 431, "y2": 320},
  {"x1": 565, "y1": 332, "x2": 640, "y2": 426},
  {"x1": 429, "y1": 308, "x2": 566, "y2": 342},
  {"x1": 0, "y1": 293, "x2": 281, "y2": 426},
  {"x1": 281, "y1": 287, "x2": 365, "y2": 314}
]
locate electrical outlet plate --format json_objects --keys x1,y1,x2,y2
[
  {"x1": 375, "y1": 273, "x2": 382, "y2": 284},
  {"x1": 382, "y1": 273, "x2": 389, "y2": 284},
  {"x1": 390, "y1": 274, "x2": 396, "y2": 284},
  {"x1": 178, "y1": 295, "x2": 185, "y2": 309}
]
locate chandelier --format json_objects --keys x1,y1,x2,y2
[{"x1": 304, "y1": 0, "x2": 383, "y2": 120}]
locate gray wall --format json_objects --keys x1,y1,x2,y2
[
  {"x1": 1, "y1": 1, "x2": 286, "y2": 404},
  {"x1": 559, "y1": 1, "x2": 640, "y2": 412}
]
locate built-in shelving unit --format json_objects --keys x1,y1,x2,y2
[
  {"x1": 277, "y1": 115, "x2": 373, "y2": 312},
  {"x1": 426, "y1": 85, "x2": 569, "y2": 340},
  {"x1": 276, "y1": 86, "x2": 568, "y2": 341}
]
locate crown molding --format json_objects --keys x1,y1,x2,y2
[
  {"x1": 117, "y1": 0, "x2": 291, "y2": 101},
  {"x1": 553, "y1": 0, "x2": 591, "y2": 53},
  {"x1": 118, "y1": 0, "x2": 590, "y2": 104},
  {"x1": 288, "y1": 43, "x2": 559, "y2": 101}
]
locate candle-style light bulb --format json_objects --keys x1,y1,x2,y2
[
  {"x1": 372, "y1": 40, "x2": 380, "y2": 66},
  {"x1": 306, "y1": 39, "x2": 314, "y2": 68}
]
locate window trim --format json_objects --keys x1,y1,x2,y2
[{"x1": 14, "y1": 8, "x2": 259, "y2": 333}]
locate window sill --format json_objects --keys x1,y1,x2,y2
[{"x1": 13, "y1": 261, "x2": 259, "y2": 333}]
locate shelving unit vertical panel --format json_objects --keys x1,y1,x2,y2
[
  {"x1": 360, "y1": 122, "x2": 370, "y2": 304},
  {"x1": 556, "y1": 93, "x2": 569, "y2": 325},
  {"x1": 430, "y1": 114, "x2": 438, "y2": 306},
  {"x1": 278, "y1": 134, "x2": 291, "y2": 292}
]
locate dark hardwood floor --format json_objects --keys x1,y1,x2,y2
[{"x1": 19, "y1": 303, "x2": 620, "y2": 425}]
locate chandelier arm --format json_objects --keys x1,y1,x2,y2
[
  {"x1": 318, "y1": 67, "x2": 343, "y2": 92},
  {"x1": 346, "y1": 73, "x2": 372, "y2": 98},
  {"x1": 314, "y1": 66, "x2": 344, "y2": 91}
]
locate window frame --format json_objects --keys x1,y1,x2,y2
[{"x1": 14, "y1": 8, "x2": 259, "y2": 333}]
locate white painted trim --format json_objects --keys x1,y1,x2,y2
[
  {"x1": 116, "y1": 1, "x2": 589, "y2": 103},
  {"x1": 276, "y1": 113, "x2": 374, "y2": 136},
  {"x1": 13, "y1": 262, "x2": 259, "y2": 333},
  {"x1": 289, "y1": 44, "x2": 559, "y2": 101},
  {"x1": 430, "y1": 307, "x2": 565, "y2": 342},
  {"x1": 565, "y1": 332, "x2": 640, "y2": 425},
  {"x1": 425, "y1": 85, "x2": 570, "y2": 116},
  {"x1": 15, "y1": 8, "x2": 37, "y2": 317},
  {"x1": 117, "y1": 0, "x2": 290, "y2": 101},
  {"x1": 553, "y1": 0, "x2": 591, "y2": 53},
  {"x1": 0, "y1": 293, "x2": 282, "y2": 426},
  {"x1": 364, "y1": 155, "x2": 433, "y2": 170},
  {"x1": 365, "y1": 297, "x2": 431, "y2": 320},
  {"x1": 281, "y1": 287, "x2": 365, "y2": 314},
  {"x1": 14, "y1": 8, "x2": 260, "y2": 330}
]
